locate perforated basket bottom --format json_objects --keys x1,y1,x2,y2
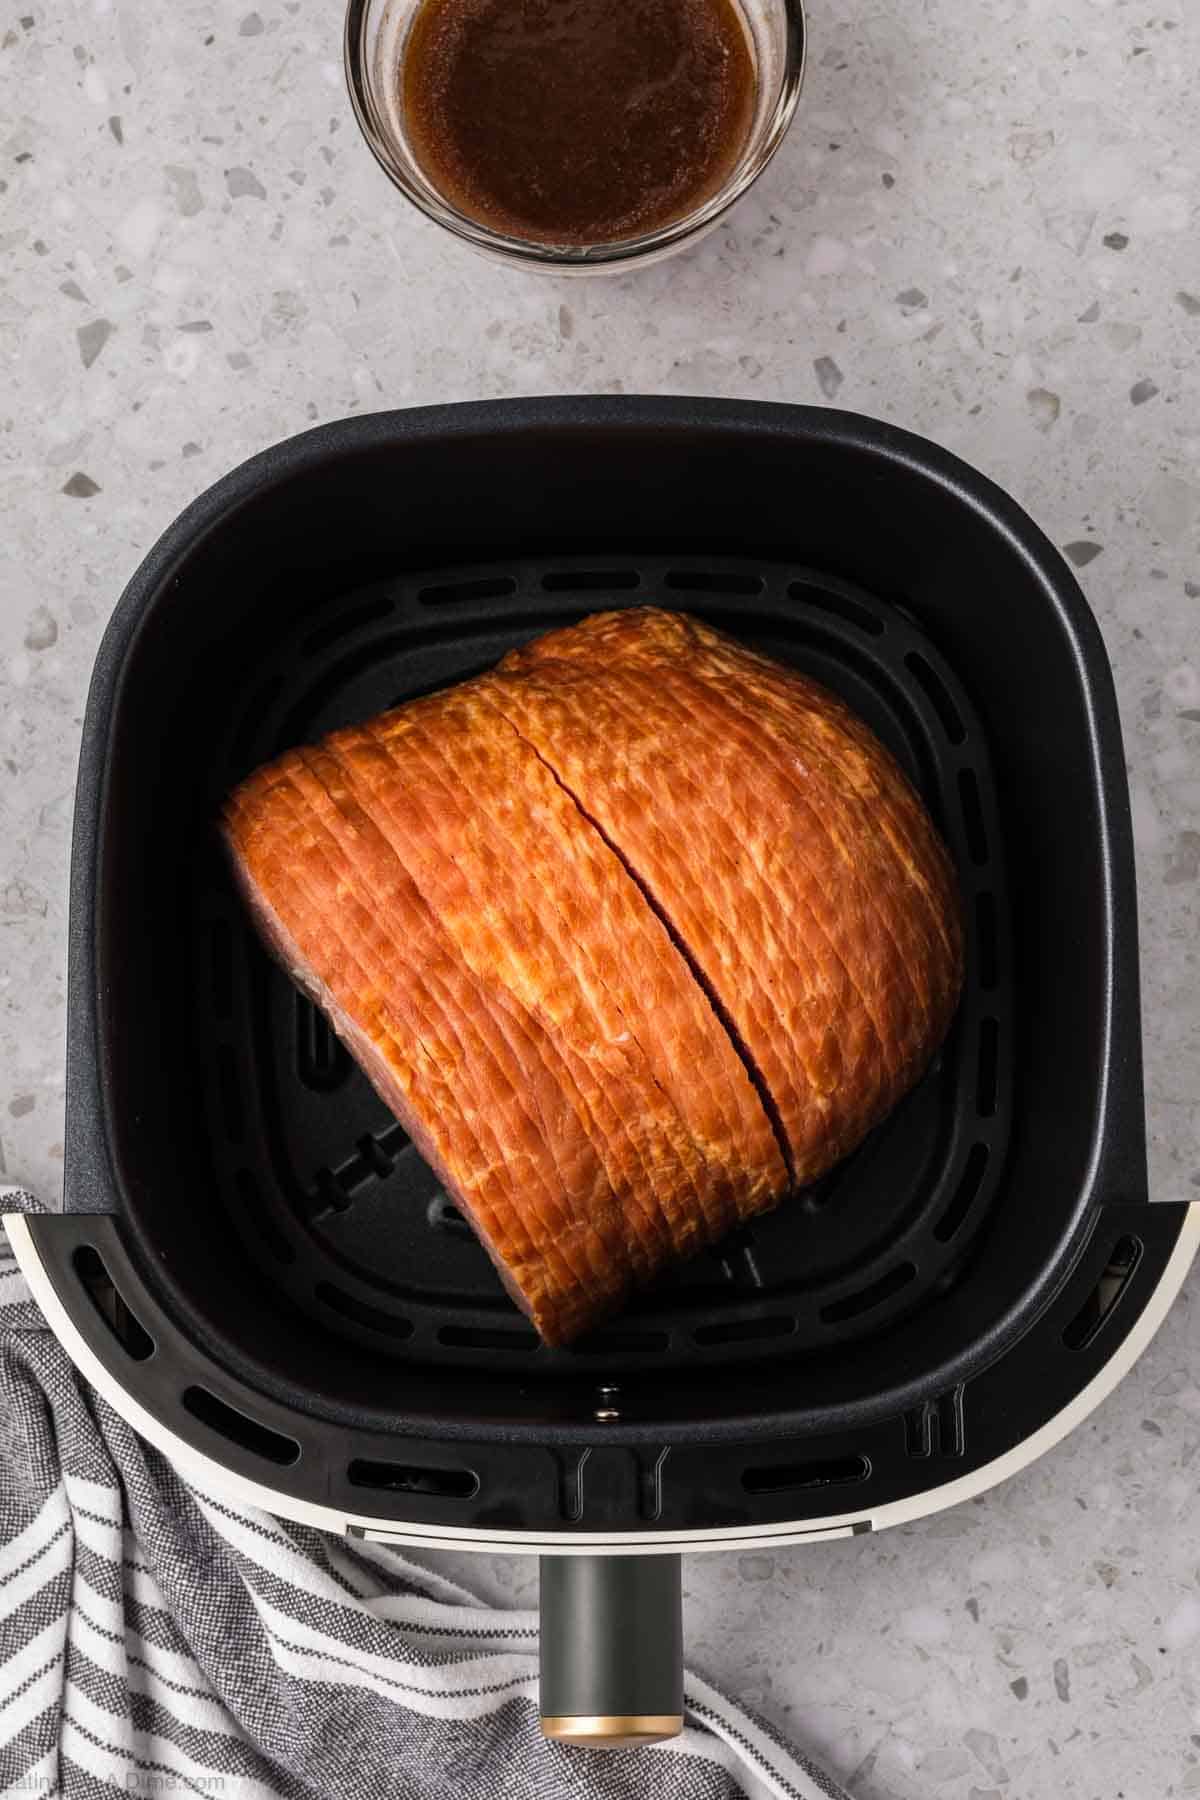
[{"x1": 197, "y1": 556, "x2": 1012, "y2": 1380}]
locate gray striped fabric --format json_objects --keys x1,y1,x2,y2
[{"x1": 0, "y1": 1192, "x2": 852, "y2": 1800}]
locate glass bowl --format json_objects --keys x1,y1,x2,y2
[{"x1": 344, "y1": 0, "x2": 807, "y2": 274}]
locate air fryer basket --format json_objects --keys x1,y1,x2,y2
[
  {"x1": 204, "y1": 549, "x2": 1013, "y2": 1380},
  {"x1": 12, "y1": 398, "x2": 1196, "y2": 1739}
]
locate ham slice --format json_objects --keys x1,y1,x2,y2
[{"x1": 223, "y1": 607, "x2": 962, "y2": 1343}]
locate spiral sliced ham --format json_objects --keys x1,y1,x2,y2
[
  {"x1": 487, "y1": 609, "x2": 964, "y2": 1183},
  {"x1": 223, "y1": 607, "x2": 962, "y2": 1343}
]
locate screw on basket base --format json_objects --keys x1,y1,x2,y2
[{"x1": 539, "y1": 1554, "x2": 683, "y2": 1747}]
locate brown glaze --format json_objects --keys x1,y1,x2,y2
[{"x1": 402, "y1": 0, "x2": 756, "y2": 246}]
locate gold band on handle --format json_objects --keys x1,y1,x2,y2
[{"x1": 540, "y1": 1714, "x2": 684, "y2": 1746}]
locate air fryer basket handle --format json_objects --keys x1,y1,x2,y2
[{"x1": 539, "y1": 1553, "x2": 683, "y2": 1745}]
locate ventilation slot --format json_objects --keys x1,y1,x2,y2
[
  {"x1": 958, "y1": 768, "x2": 988, "y2": 865},
  {"x1": 641, "y1": 1450, "x2": 668, "y2": 1520},
  {"x1": 182, "y1": 1386, "x2": 300, "y2": 1466},
  {"x1": 296, "y1": 995, "x2": 349, "y2": 1092},
  {"x1": 941, "y1": 1387, "x2": 965, "y2": 1455},
  {"x1": 348, "y1": 1459, "x2": 478, "y2": 1498},
  {"x1": 789, "y1": 581, "x2": 885, "y2": 636},
  {"x1": 235, "y1": 1168, "x2": 295, "y2": 1265},
  {"x1": 311, "y1": 1167, "x2": 351, "y2": 1219},
  {"x1": 904, "y1": 1407, "x2": 929, "y2": 1457},
  {"x1": 427, "y1": 1193, "x2": 473, "y2": 1237},
  {"x1": 355, "y1": 1134, "x2": 395, "y2": 1180},
  {"x1": 73, "y1": 1246, "x2": 154, "y2": 1362},
  {"x1": 976, "y1": 1018, "x2": 999, "y2": 1118},
  {"x1": 799, "y1": 1164, "x2": 848, "y2": 1213},
  {"x1": 437, "y1": 1323, "x2": 539, "y2": 1350},
  {"x1": 216, "y1": 1044, "x2": 244, "y2": 1144},
  {"x1": 743, "y1": 1455, "x2": 870, "y2": 1495},
  {"x1": 208, "y1": 920, "x2": 233, "y2": 1022},
  {"x1": 1062, "y1": 1236, "x2": 1143, "y2": 1351},
  {"x1": 693, "y1": 1313, "x2": 795, "y2": 1346},
  {"x1": 717, "y1": 1229, "x2": 764, "y2": 1290},
  {"x1": 315, "y1": 1282, "x2": 413, "y2": 1338},
  {"x1": 333, "y1": 1135, "x2": 397, "y2": 1195},
  {"x1": 560, "y1": 1453, "x2": 586, "y2": 1521},
  {"x1": 664, "y1": 568, "x2": 764, "y2": 596},
  {"x1": 905, "y1": 652, "x2": 966, "y2": 745},
  {"x1": 975, "y1": 891, "x2": 998, "y2": 991},
  {"x1": 904, "y1": 1387, "x2": 965, "y2": 1458},
  {"x1": 821, "y1": 1261, "x2": 916, "y2": 1324},
  {"x1": 302, "y1": 595, "x2": 394, "y2": 654},
  {"x1": 542, "y1": 569, "x2": 641, "y2": 593},
  {"x1": 418, "y1": 575, "x2": 517, "y2": 606},
  {"x1": 934, "y1": 1143, "x2": 989, "y2": 1243}
]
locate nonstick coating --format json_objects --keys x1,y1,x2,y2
[
  {"x1": 43, "y1": 398, "x2": 1181, "y2": 1532},
  {"x1": 199, "y1": 553, "x2": 1012, "y2": 1381}
]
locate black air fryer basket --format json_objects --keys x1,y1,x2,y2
[{"x1": 12, "y1": 398, "x2": 1196, "y2": 1738}]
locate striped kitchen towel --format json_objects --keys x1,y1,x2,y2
[{"x1": 0, "y1": 1192, "x2": 852, "y2": 1800}]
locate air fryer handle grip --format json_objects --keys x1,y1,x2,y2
[{"x1": 539, "y1": 1553, "x2": 683, "y2": 1745}]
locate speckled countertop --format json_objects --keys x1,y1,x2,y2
[{"x1": 1, "y1": 0, "x2": 1198, "y2": 1794}]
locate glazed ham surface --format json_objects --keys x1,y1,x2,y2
[{"x1": 223, "y1": 607, "x2": 963, "y2": 1344}]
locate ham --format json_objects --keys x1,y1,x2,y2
[{"x1": 223, "y1": 607, "x2": 962, "y2": 1343}]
